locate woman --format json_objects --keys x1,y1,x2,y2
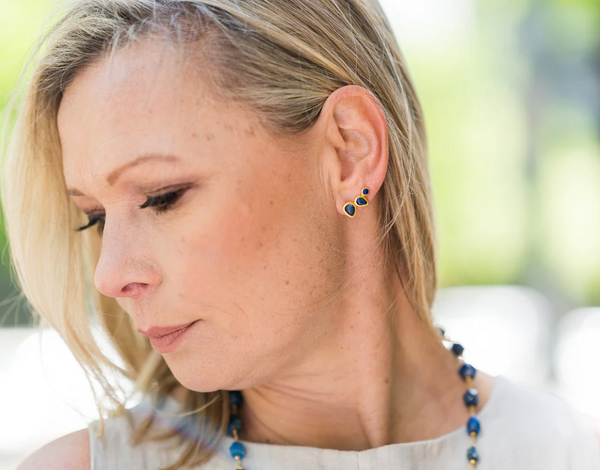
[{"x1": 3, "y1": 0, "x2": 599, "y2": 469}]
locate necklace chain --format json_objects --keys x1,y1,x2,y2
[{"x1": 226, "y1": 325, "x2": 481, "y2": 469}]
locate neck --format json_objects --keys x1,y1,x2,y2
[{"x1": 235, "y1": 248, "x2": 493, "y2": 450}]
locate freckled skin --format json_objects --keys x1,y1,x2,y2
[
  {"x1": 59, "y1": 38, "x2": 345, "y2": 390},
  {"x1": 58, "y1": 36, "x2": 496, "y2": 451}
]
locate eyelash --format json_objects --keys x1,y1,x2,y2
[{"x1": 74, "y1": 186, "x2": 189, "y2": 234}]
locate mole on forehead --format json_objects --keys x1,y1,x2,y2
[{"x1": 66, "y1": 153, "x2": 181, "y2": 196}]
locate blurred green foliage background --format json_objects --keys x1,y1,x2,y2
[{"x1": 0, "y1": 0, "x2": 599, "y2": 326}]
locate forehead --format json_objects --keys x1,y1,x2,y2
[{"x1": 57, "y1": 38, "x2": 223, "y2": 186}]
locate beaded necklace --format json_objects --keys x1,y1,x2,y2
[{"x1": 226, "y1": 326, "x2": 481, "y2": 469}]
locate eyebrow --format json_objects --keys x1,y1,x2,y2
[{"x1": 66, "y1": 153, "x2": 181, "y2": 196}]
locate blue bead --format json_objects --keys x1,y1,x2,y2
[
  {"x1": 344, "y1": 204, "x2": 356, "y2": 216},
  {"x1": 229, "y1": 390, "x2": 244, "y2": 407},
  {"x1": 230, "y1": 441, "x2": 246, "y2": 458},
  {"x1": 459, "y1": 363, "x2": 477, "y2": 381},
  {"x1": 356, "y1": 197, "x2": 367, "y2": 206},
  {"x1": 467, "y1": 416, "x2": 480, "y2": 435},
  {"x1": 467, "y1": 445, "x2": 479, "y2": 462},
  {"x1": 463, "y1": 388, "x2": 479, "y2": 407},
  {"x1": 362, "y1": 188, "x2": 369, "y2": 195},
  {"x1": 450, "y1": 343, "x2": 464, "y2": 356},
  {"x1": 227, "y1": 414, "x2": 243, "y2": 436}
]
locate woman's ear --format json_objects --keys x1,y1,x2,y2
[{"x1": 315, "y1": 85, "x2": 389, "y2": 217}]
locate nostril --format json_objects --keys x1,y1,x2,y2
[{"x1": 123, "y1": 283, "x2": 145, "y2": 293}]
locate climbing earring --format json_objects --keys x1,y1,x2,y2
[
  {"x1": 343, "y1": 187, "x2": 370, "y2": 218},
  {"x1": 355, "y1": 187, "x2": 370, "y2": 207}
]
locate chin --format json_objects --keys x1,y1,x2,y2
[{"x1": 162, "y1": 351, "x2": 242, "y2": 394}]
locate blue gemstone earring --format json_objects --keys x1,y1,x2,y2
[
  {"x1": 355, "y1": 187, "x2": 370, "y2": 207},
  {"x1": 343, "y1": 187, "x2": 370, "y2": 218}
]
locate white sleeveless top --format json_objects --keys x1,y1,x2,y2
[{"x1": 87, "y1": 374, "x2": 600, "y2": 469}]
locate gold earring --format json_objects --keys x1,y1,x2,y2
[
  {"x1": 343, "y1": 187, "x2": 370, "y2": 218},
  {"x1": 355, "y1": 187, "x2": 370, "y2": 207},
  {"x1": 343, "y1": 201, "x2": 357, "y2": 218}
]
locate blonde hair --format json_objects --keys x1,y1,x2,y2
[{"x1": 0, "y1": 0, "x2": 438, "y2": 468}]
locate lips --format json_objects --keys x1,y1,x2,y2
[
  {"x1": 137, "y1": 321, "x2": 198, "y2": 338},
  {"x1": 140, "y1": 320, "x2": 201, "y2": 354}
]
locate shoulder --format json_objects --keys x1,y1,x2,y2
[
  {"x1": 486, "y1": 375, "x2": 600, "y2": 466},
  {"x1": 16, "y1": 428, "x2": 90, "y2": 470},
  {"x1": 497, "y1": 375, "x2": 590, "y2": 435}
]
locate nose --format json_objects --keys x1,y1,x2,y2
[{"x1": 93, "y1": 220, "x2": 162, "y2": 299}]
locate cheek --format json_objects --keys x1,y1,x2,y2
[{"x1": 171, "y1": 166, "x2": 343, "y2": 356}]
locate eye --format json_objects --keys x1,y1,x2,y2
[
  {"x1": 139, "y1": 186, "x2": 189, "y2": 213},
  {"x1": 74, "y1": 214, "x2": 105, "y2": 234},
  {"x1": 73, "y1": 185, "x2": 191, "y2": 233}
]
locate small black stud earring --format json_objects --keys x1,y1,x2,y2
[{"x1": 343, "y1": 187, "x2": 370, "y2": 218}]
